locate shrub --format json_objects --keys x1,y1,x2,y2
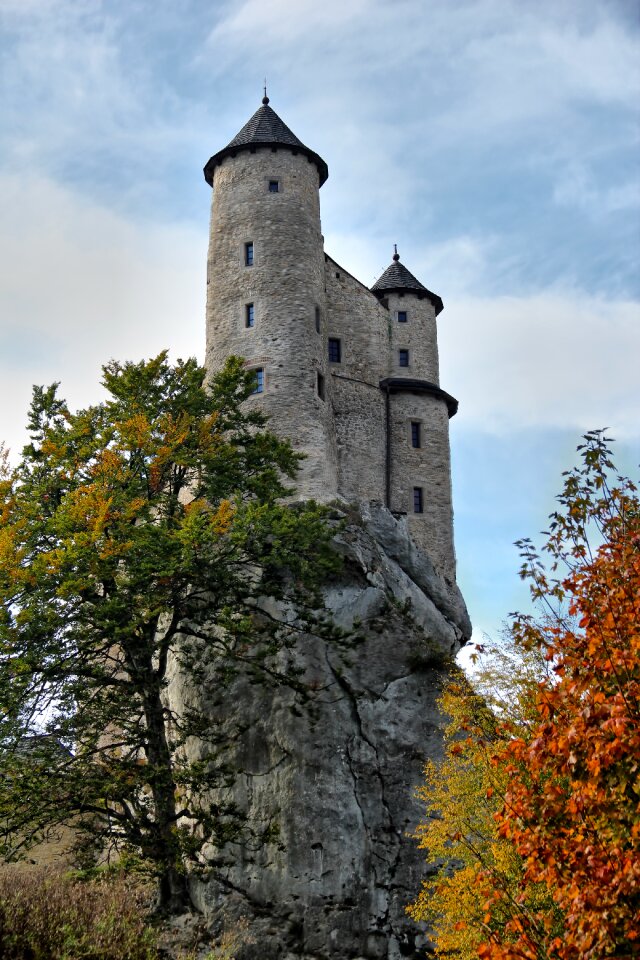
[{"x1": 0, "y1": 866, "x2": 158, "y2": 960}]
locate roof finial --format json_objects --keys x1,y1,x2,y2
[
  {"x1": 393, "y1": 244, "x2": 400, "y2": 262},
  {"x1": 262, "y1": 79, "x2": 269, "y2": 105}
]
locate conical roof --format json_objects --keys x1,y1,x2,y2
[
  {"x1": 204, "y1": 96, "x2": 328, "y2": 187},
  {"x1": 371, "y1": 250, "x2": 443, "y2": 315}
]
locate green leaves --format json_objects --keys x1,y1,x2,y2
[{"x1": 0, "y1": 352, "x2": 341, "y2": 910}]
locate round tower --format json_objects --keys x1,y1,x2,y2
[
  {"x1": 372, "y1": 250, "x2": 458, "y2": 579},
  {"x1": 203, "y1": 96, "x2": 337, "y2": 501}
]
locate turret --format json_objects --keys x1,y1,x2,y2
[
  {"x1": 372, "y1": 249, "x2": 458, "y2": 578},
  {"x1": 203, "y1": 96, "x2": 337, "y2": 501}
]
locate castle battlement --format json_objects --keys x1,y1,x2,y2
[{"x1": 204, "y1": 96, "x2": 458, "y2": 579}]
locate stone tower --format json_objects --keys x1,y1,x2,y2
[
  {"x1": 204, "y1": 94, "x2": 338, "y2": 501},
  {"x1": 204, "y1": 96, "x2": 459, "y2": 580},
  {"x1": 371, "y1": 252, "x2": 457, "y2": 579},
  {"x1": 194, "y1": 97, "x2": 471, "y2": 959}
]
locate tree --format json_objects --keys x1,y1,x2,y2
[
  {"x1": 0, "y1": 353, "x2": 341, "y2": 912},
  {"x1": 481, "y1": 432, "x2": 640, "y2": 959},
  {"x1": 410, "y1": 432, "x2": 639, "y2": 959},
  {"x1": 407, "y1": 642, "x2": 560, "y2": 958}
]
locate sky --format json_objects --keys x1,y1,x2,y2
[{"x1": 1, "y1": 0, "x2": 639, "y2": 647}]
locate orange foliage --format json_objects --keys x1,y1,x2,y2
[{"x1": 479, "y1": 434, "x2": 640, "y2": 960}]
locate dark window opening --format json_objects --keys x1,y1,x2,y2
[
  {"x1": 397, "y1": 310, "x2": 408, "y2": 323},
  {"x1": 399, "y1": 349, "x2": 409, "y2": 367},
  {"x1": 245, "y1": 242, "x2": 254, "y2": 266},
  {"x1": 413, "y1": 487, "x2": 423, "y2": 513},
  {"x1": 245, "y1": 303, "x2": 255, "y2": 328},
  {"x1": 317, "y1": 372, "x2": 325, "y2": 400},
  {"x1": 328, "y1": 337, "x2": 341, "y2": 363},
  {"x1": 252, "y1": 368, "x2": 264, "y2": 394},
  {"x1": 411, "y1": 421, "x2": 421, "y2": 448},
  {"x1": 315, "y1": 306, "x2": 321, "y2": 333},
  {"x1": 335, "y1": 271, "x2": 341, "y2": 279},
  {"x1": 268, "y1": 180, "x2": 279, "y2": 193}
]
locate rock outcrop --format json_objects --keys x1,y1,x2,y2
[{"x1": 174, "y1": 503, "x2": 471, "y2": 959}]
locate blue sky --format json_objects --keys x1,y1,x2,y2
[{"x1": 1, "y1": 0, "x2": 639, "y2": 646}]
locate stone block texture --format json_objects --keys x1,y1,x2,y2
[{"x1": 204, "y1": 125, "x2": 459, "y2": 578}]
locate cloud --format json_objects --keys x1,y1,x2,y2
[
  {"x1": 0, "y1": 173, "x2": 205, "y2": 460},
  {"x1": 440, "y1": 292, "x2": 640, "y2": 438},
  {"x1": 553, "y1": 163, "x2": 640, "y2": 217}
]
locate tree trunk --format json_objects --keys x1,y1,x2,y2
[
  {"x1": 143, "y1": 679, "x2": 191, "y2": 914},
  {"x1": 157, "y1": 863, "x2": 191, "y2": 914}
]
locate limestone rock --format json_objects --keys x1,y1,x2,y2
[{"x1": 178, "y1": 503, "x2": 471, "y2": 959}]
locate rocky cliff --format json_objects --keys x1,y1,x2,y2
[{"x1": 173, "y1": 503, "x2": 471, "y2": 959}]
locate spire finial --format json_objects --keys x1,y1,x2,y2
[
  {"x1": 262, "y1": 79, "x2": 269, "y2": 105},
  {"x1": 392, "y1": 244, "x2": 400, "y2": 262}
]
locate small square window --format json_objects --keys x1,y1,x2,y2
[
  {"x1": 317, "y1": 372, "x2": 325, "y2": 400},
  {"x1": 399, "y1": 349, "x2": 409, "y2": 368},
  {"x1": 413, "y1": 487, "x2": 424, "y2": 513},
  {"x1": 268, "y1": 180, "x2": 279, "y2": 193},
  {"x1": 397, "y1": 310, "x2": 408, "y2": 323},
  {"x1": 315, "y1": 306, "x2": 321, "y2": 333},
  {"x1": 411, "y1": 421, "x2": 421, "y2": 448},
  {"x1": 252, "y1": 368, "x2": 264, "y2": 394},
  {"x1": 328, "y1": 338, "x2": 341, "y2": 363},
  {"x1": 245, "y1": 303, "x2": 255, "y2": 328},
  {"x1": 245, "y1": 242, "x2": 254, "y2": 266}
]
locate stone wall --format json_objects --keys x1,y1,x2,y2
[
  {"x1": 324, "y1": 258, "x2": 388, "y2": 504},
  {"x1": 206, "y1": 149, "x2": 338, "y2": 501},
  {"x1": 387, "y1": 392, "x2": 455, "y2": 578},
  {"x1": 385, "y1": 292, "x2": 439, "y2": 385}
]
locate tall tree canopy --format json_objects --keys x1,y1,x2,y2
[
  {"x1": 410, "y1": 432, "x2": 639, "y2": 959},
  {"x1": 0, "y1": 354, "x2": 341, "y2": 911}
]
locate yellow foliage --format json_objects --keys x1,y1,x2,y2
[
  {"x1": 407, "y1": 670, "x2": 531, "y2": 958},
  {"x1": 211, "y1": 499, "x2": 235, "y2": 535},
  {"x1": 119, "y1": 413, "x2": 152, "y2": 448}
]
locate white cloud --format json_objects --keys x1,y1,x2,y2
[
  {"x1": 440, "y1": 292, "x2": 640, "y2": 438},
  {"x1": 553, "y1": 163, "x2": 640, "y2": 216},
  {"x1": 0, "y1": 174, "x2": 205, "y2": 460}
]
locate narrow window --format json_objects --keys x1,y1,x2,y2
[
  {"x1": 399, "y1": 349, "x2": 409, "y2": 367},
  {"x1": 411, "y1": 421, "x2": 421, "y2": 448},
  {"x1": 328, "y1": 338, "x2": 341, "y2": 363},
  {"x1": 245, "y1": 303, "x2": 255, "y2": 328},
  {"x1": 245, "y1": 242, "x2": 254, "y2": 266},
  {"x1": 413, "y1": 487, "x2": 424, "y2": 513},
  {"x1": 335, "y1": 271, "x2": 341, "y2": 279},
  {"x1": 252, "y1": 367, "x2": 264, "y2": 394},
  {"x1": 317, "y1": 372, "x2": 325, "y2": 400},
  {"x1": 397, "y1": 310, "x2": 408, "y2": 323},
  {"x1": 315, "y1": 306, "x2": 321, "y2": 333},
  {"x1": 268, "y1": 180, "x2": 279, "y2": 193}
]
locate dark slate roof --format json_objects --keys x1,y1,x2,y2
[
  {"x1": 204, "y1": 98, "x2": 329, "y2": 187},
  {"x1": 371, "y1": 254, "x2": 443, "y2": 315},
  {"x1": 379, "y1": 378, "x2": 458, "y2": 417}
]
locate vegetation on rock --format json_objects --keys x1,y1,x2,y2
[
  {"x1": 410, "y1": 432, "x2": 639, "y2": 959},
  {"x1": 0, "y1": 354, "x2": 341, "y2": 912}
]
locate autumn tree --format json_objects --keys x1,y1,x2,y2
[
  {"x1": 410, "y1": 432, "x2": 639, "y2": 959},
  {"x1": 0, "y1": 353, "x2": 341, "y2": 912},
  {"x1": 481, "y1": 432, "x2": 640, "y2": 959},
  {"x1": 407, "y1": 640, "x2": 560, "y2": 957}
]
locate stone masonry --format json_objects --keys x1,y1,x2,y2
[{"x1": 204, "y1": 96, "x2": 459, "y2": 579}]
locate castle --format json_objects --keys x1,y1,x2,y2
[
  {"x1": 204, "y1": 95, "x2": 459, "y2": 579},
  {"x1": 192, "y1": 96, "x2": 471, "y2": 959}
]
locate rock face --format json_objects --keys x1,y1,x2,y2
[{"x1": 179, "y1": 503, "x2": 471, "y2": 959}]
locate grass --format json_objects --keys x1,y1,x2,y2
[{"x1": 0, "y1": 866, "x2": 252, "y2": 960}]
